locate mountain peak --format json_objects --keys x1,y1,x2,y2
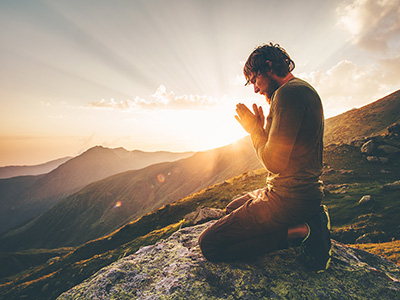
[{"x1": 58, "y1": 221, "x2": 400, "y2": 299}]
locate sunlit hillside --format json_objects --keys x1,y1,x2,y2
[{"x1": 324, "y1": 89, "x2": 400, "y2": 145}]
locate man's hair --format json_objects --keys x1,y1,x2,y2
[{"x1": 244, "y1": 42, "x2": 295, "y2": 84}]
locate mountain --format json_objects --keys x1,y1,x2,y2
[
  {"x1": 2, "y1": 89, "x2": 399, "y2": 249},
  {"x1": 57, "y1": 222, "x2": 400, "y2": 300},
  {"x1": 0, "y1": 146, "x2": 194, "y2": 234},
  {"x1": 0, "y1": 157, "x2": 72, "y2": 179},
  {"x1": 0, "y1": 149, "x2": 399, "y2": 300},
  {"x1": 324, "y1": 89, "x2": 400, "y2": 145},
  {"x1": 1, "y1": 90, "x2": 399, "y2": 299},
  {"x1": 0, "y1": 138, "x2": 261, "y2": 251}
]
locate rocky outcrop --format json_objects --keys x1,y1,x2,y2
[
  {"x1": 58, "y1": 221, "x2": 400, "y2": 300},
  {"x1": 360, "y1": 135, "x2": 400, "y2": 165},
  {"x1": 383, "y1": 180, "x2": 400, "y2": 191}
]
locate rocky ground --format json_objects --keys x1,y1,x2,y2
[{"x1": 58, "y1": 221, "x2": 400, "y2": 300}]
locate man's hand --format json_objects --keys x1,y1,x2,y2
[{"x1": 235, "y1": 103, "x2": 265, "y2": 134}]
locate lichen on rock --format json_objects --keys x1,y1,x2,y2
[{"x1": 58, "y1": 221, "x2": 400, "y2": 300}]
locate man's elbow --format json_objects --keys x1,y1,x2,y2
[{"x1": 263, "y1": 155, "x2": 288, "y2": 174}]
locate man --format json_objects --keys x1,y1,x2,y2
[{"x1": 198, "y1": 42, "x2": 331, "y2": 272}]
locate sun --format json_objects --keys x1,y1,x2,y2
[{"x1": 168, "y1": 104, "x2": 248, "y2": 151}]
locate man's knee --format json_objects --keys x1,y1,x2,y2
[{"x1": 198, "y1": 228, "x2": 220, "y2": 262}]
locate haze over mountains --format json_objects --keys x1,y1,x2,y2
[
  {"x1": 0, "y1": 147, "x2": 193, "y2": 234},
  {"x1": 0, "y1": 157, "x2": 72, "y2": 179}
]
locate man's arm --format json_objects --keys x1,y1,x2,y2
[{"x1": 252, "y1": 93, "x2": 305, "y2": 174}]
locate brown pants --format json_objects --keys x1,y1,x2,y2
[{"x1": 198, "y1": 188, "x2": 320, "y2": 262}]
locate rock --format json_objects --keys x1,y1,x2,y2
[
  {"x1": 379, "y1": 157, "x2": 389, "y2": 164},
  {"x1": 184, "y1": 207, "x2": 225, "y2": 226},
  {"x1": 350, "y1": 138, "x2": 367, "y2": 148},
  {"x1": 359, "y1": 195, "x2": 372, "y2": 205},
  {"x1": 388, "y1": 123, "x2": 400, "y2": 135},
  {"x1": 380, "y1": 169, "x2": 393, "y2": 174},
  {"x1": 339, "y1": 169, "x2": 354, "y2": 175},
  {"x1": 361, "y1": 140, "x2": 374, "y2": 155},
  {"x1": 57, "y1": 221, "x2": 400, "y2": 300},
  {"x1": 247, "y1": 171, "x2": 256, "y2": 178},
  {"x1": 323, "y1": 169, "x2": 335, "y2": 175},
  {"x1": 366, "y1": 156, "x2": 380, "y2": 163},
  {"x1": 383, "y1": 180, "x2": 400, "y2": 191},
  {"x1": 355, "y1": 233, "x2": 372, "y2": 244},
  {"x1": 378, "y1": 145, "x2": 400, "y2": 154}
]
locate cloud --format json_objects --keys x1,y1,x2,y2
[
  {"x1": 309, "y1": 0, "x2": 400, "y2": 117},
  {"x1": 86, "y1": 85, "x2": 218, "y2": 111},
  {"x1": 300, "y1": 60, "x2": 397, "y2": 117},
  {"x1": 337, "y1": 0, "x2": 400, "y2": 54},
  {"x1": 86, "y1": 97, "x2": 149, "y2": 111}
]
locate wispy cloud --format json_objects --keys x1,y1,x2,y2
[
  {"x1": 301, "y1": 60, "x2": 389, "y2": 117},
  {"x1": 337, "y1": 0, "x2": 400, "y2": 54},
  {"x1": 308, "y1": 0, "x2": 400, "y2": 117},
  {"x1": 86, "y1": 85, "x2": 218, "y2": 111}
]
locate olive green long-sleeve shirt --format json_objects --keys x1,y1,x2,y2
[{"x1": 251, "y1": 78, "x2": 324, "y2": 201}]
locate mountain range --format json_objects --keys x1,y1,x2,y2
[
  {"x1": 0, "y1": 147, "x2": 193, "y2": 234},
  {"x1": 0, "y1": 157, "x2": 72, "y2": 179},
  {"x1": 0, "y1": 89, "x2": 399, "y2": 300},
  {"x1": 1, "y1": 132, "x2": 399, "y2": 299},
  {"x1": 0, "y1": 138, "x2": 261, "y2": 251}
]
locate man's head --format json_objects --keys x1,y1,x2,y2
[
  {"x1": 244, "y1": 42, "x2": 295, "y2": 83},
  {"x1": 243, "y1": 43, "x2": 295, "y2": 103}
]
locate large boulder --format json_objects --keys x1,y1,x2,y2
[
  {"x1": 361, "y1": 140, "x2": 374, "y2": 155},
  {"x1": 58, "y1": 221, "x2": 400, "y2": 300}
]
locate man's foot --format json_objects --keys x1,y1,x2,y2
[{"x1": 301, "y1": 205, "x2": 331, "y2": 273}]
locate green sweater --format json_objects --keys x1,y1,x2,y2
[{"x1": 251, "y1": 78, "x2": 324, "y2": 200}]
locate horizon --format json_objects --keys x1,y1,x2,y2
[{"x1": 1, "y1": 0, "x2": 400, "y2": 166}]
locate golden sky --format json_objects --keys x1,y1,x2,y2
[{"x1": 1, "y1": 0, "x2": 399, "y2": 166}]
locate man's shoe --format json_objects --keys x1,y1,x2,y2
[{"x1": 301, "y1": 205, "x2": 332, "y2": 273}]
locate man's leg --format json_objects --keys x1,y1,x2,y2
[
  {"x1": 198, "y1": 190, "x2": 288, "y2": 262},
  {"x1": 225, "y1": 189, "x2": 266, "y2": 214}
]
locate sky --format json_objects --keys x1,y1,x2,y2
[{"x1": 1, "y1": 0, "x2": 399, "y2": 166}]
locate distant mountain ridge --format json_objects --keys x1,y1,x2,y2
[
  {"x1": 0, "y1": 147, "x2": 194, "y2": 234},
  {"x1": 324, "y1": 89, "x2": 400, "y2": 144},
  {"x1": 2, "y1": 89, "x2": 400, "y2": 251},
  {"x1": 0, "y1": 137, "x2": 261, "y2": 251},
  {"x1": 0, "y1": 157, "x2": 72, "y2": 179}
]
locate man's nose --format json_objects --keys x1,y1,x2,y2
[{"x1": 254, "y1": 85, "x2": 259, "y2": 94}]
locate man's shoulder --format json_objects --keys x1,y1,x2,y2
[
  {"x1": 273, "y1": 78, "x2": 320, "y2": 106},
  {"x1": 281, "y1": 78, "x2": 316, "y2": 94}
]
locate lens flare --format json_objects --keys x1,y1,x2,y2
[
  {"x1": 157, "y1": 173, "x2": 165, "y2": 183},
  {"x1": 114, "y1": 201, "x2": 122, "y2": 208}
]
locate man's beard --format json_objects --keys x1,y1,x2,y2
[{"x1": 265, "y1": 76, "x2": 280, "y2": 104}]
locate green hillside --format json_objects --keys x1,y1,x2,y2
[{"x1": 1, "y1": 133, "x2": 399, "y2": 300}]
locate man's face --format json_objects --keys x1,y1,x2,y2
[{"x1": 248, "y1": 72, "x2": 280, "y2": 104}]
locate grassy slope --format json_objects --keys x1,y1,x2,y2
[
  {"x1": 0, "y1": 170, "x2": 268, "y2": 300},
  {"x1": 324, "y1": 89, "x2": 400, "y2": 145}
]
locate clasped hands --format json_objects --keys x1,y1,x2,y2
[{"x1": 235, "y1": 103, "x2": 265, "y2": 135}]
